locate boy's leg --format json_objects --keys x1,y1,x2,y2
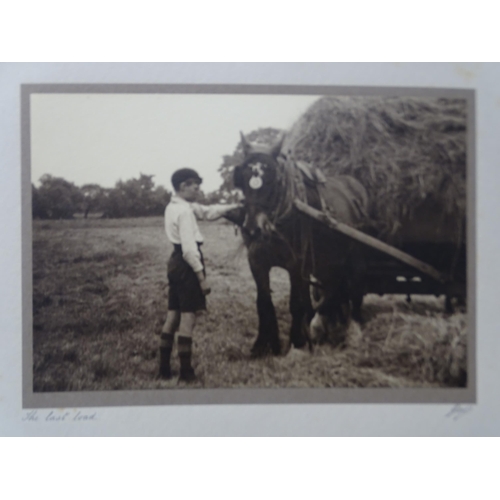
[
  {"x1": 178, "y1": 312, "x2": 196, "y2": 382},
  {"x1": 158, "y1": 309, "x2": 180, "y2": 379},
  {"x1": 163, "y1": 309, "x2": 181, "y2": 335}
]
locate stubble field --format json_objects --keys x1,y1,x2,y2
[{"x1": 32, "y1": 217, "x2": 467, "y2": 392}]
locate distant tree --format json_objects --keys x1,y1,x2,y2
[
  {"x1": 101, "y1": 173, "x2": 171, "y2": 218},
  {"x1": 34, "y1": 174, "x2": 83, "y2": 219},
  {"x1": 81, "y1": 183, "x2": 105, "y2": 218},
  {"x1": 32, "y1": 184, "x2": 47, "y2": 219},
  {"x1": 150, "y1": 184, "x2": 172, "y2": 215}
]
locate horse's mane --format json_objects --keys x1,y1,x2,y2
[{"x1": 269, "y1": 154, "x2": 309, "y2": 225}]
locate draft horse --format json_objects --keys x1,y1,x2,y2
[{"x1": 233, "y1": 133, "x2": 369, "y2": 356}]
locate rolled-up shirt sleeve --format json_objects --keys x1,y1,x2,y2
[
  {"x1": 178, "y1": 210, "x2": 204, "y2": 273},
  {"x1": 191, "y1": 203, "x2": 240, "y2": 221}
]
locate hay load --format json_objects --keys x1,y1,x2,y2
[{"x1": 285, "y1": 96, "x2": 467, "y2": 246}]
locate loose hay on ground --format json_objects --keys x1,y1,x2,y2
[
  {"x1": 32, "y1": 218, "x2": 467, "y2": 391},
  {"x1": 348, "y1": 295, "x2": 467, "y2": 386}
]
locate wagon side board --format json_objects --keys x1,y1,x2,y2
[
  {"x1": 293, "y1": 199, "x2": 463, "y2": 294},
  {"x1": 364, "y1": 263, "x2": 466, "y2": 297}
]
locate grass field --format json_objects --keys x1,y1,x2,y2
[{"x1": 32, "y1": 217, "x2": 467, "y2": 391}]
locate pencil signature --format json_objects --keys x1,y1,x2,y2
[{"x1": 445, "y1": 404, "x2": 473, "y2": 421}]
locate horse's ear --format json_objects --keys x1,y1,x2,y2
[
  {"x1": 270, "y1": 133, "x2": 285, "y2": 159},
  {"x1": 233, "y1": 165, "x2": 244, "y2": 189},
  {"x1": 240, "y1": 131, "x2": 252, "y2": 156}
]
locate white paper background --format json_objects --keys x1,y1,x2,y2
[{"x1": 1, "y1": 62, "x2": 499, "y2": 436}]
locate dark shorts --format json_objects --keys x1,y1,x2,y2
[{"x1": 167, "y1": 245, "x2": 206, "y2": 313}]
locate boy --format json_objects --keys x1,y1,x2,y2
[{"x1": 159, "y1": 168, "x2": 241, "y2": 382}]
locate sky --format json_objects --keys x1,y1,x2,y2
[{"x1": 30, "y1": 93, "x2": 320, "y2": 193}]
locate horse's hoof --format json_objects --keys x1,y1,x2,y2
[
  {"x1": 291, "y1": 337, "x2": 307, "y2": 350},
  {"x1": 271, "y1": 344, "x2": 281, "y2": 356},
  {"x1": 250, "y1": 343, "x2": 270, "y2": 358},
  {"x1": 287, "y1": 345, "x2": 309, "y2": 360},
  {"x1": 352, "y1": 312, "x2": 366, "y2": 325},
  {"x1": 445, "y1": 296, "x2": 455, "y2": 314}
]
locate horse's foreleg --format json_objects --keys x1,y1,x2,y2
[
  {"x1": 250, "y1": 263, "x2": 280, "y2": 356},
  {"x1": 255, "y1": 289, "x2": 280, "y2": 355}
]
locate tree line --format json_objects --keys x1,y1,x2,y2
[
  {"x1": 32, "y1": 173, "x2": 171, "y2": 219},
  {"x1": 32, "y1": 127, "x2": 281, "y2": 219}
]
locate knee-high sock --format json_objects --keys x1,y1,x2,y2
[
  {"x1": 159, "y1": 333, "x2": 174, "y2": 378},
  {"x1": 178, "y1": 336, "x2": 194, "y2": 377}
]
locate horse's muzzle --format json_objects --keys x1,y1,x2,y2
[
  {"x1": 245, "y1": 226, "x2": 262, "y2": 239},
  {"x1": 243, "y1": 212, "x2": 275, "y2": 241}
]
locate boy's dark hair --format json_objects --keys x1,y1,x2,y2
[{"x1": 171, "y1": 168, "x2": 203, "y2": 191}]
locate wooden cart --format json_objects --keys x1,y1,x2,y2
[{"x1": 294, "y1": 199, "x2": 466, "y2": 311}]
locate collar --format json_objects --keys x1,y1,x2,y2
[{"x1": 171, "y1": 194, "x2": 190, "y2": 205}]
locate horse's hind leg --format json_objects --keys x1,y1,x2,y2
[
  {"x1": 288, "y1": 269, "x2": 312, "y2": 350},
  {"x1": 351, "y1": 293, "x2": 365, "y2": 323},
  {"x1": 349, "y1": 246, "x2": 367, "y2": 324}
]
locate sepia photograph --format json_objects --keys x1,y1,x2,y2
[{"x1": 22, "y1": 84, "x2": 474, "y2": 406}]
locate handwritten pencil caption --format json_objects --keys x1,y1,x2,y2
[{"x1": 22, "y1": 410, "x2": 97, "y2": 422}]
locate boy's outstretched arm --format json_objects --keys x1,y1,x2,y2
[
  {"x1": 192, "y1": 202, "x2": 244, "y2": 223},
  {"x1": 222, "y1": 205, "x2": 246, "y2": 227}
]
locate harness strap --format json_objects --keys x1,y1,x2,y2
[
  {"x1": 314, "y1": 169, "x2": 337, "y2": 221},
  {"x1": 268, "y1": 155, "x2": 329, "y2": 286},
  {"x1": 286, "y1": 158, "x2": 319, "y2": 280},
  {"x1": 292, "y1": 162, "x2": 308, "y2": 203}
]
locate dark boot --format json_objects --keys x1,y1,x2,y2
[
  {"x1": 178, "y1": 336, "x2": 196, "y2": 382},
  {"x1": 158, "y1": 333, "x2": 174, "y2": 379}
]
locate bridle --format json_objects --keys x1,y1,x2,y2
[{"x1": 242, "y1": 152, "x2": 320, "y2": 284}]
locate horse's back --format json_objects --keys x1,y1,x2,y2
[{"x1": 323, "y1": 174, "x2": 368, "y2": 225}]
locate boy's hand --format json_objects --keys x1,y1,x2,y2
[
  {"x1": 199, "y1": 278, "x2": 211, "y2": 296},
  {"x1": 196, "y1": 271, "x2": 211, "y2": 295}
]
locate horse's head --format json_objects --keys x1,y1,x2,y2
[{"x1": 233, "y1": 132, "x2": 285, "y2": 240}]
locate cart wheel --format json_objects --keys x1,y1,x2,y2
[{"x1": 445, "y1": 295, "x2": 454, "y2": 314}]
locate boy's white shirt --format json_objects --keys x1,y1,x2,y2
[{"x1": 165, "y1": 195, "x2": 238, "y2": 273}]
